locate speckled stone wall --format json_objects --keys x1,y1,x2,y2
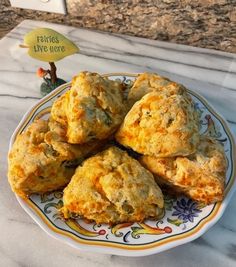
[{"x1": 1, "y1": 0, "x2": 236, "y2": 53}]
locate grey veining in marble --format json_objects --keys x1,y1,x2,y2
[{"x1": 0, "y1": 20, "x2": 236, "y2": 267}]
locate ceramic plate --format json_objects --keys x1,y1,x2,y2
[{"x1": 9, "y1": 73, "x2": 236, "y2": 256}]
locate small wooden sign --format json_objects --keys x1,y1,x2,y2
[{"x1": 20, "y1": 28, "x2": 79, "y2": 62}]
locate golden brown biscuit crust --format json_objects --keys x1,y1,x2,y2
[
  {"x1": 140, "y1": 136, "x2": 226, "y2": 204},
  {"x1": 51, "y1": 72, "x2": 126, "y2": 144},
  {"x1": 51, "y1": 91, "x2": 69, "y2": 126},
  {"x1": 61, "y1": 146, "x2": 164, "y2": 224},
  {"x1": 128, "y1": 72, "x2": 191, "y2": 106},
  {"x1": 8, "y1": 119, "x2": 103, "y2": 198},
  {"x1": 116, "y1": 91, "x2": 200, "y2": 157}
]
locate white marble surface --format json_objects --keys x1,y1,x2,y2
[{"x1": 1, "y1": 20, "x2": 236, "y2": 267}]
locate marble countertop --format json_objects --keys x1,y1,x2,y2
[{"x1": 1, "y1": 20, "x2": 236, "y2": 267}]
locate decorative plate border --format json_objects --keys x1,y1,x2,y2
[{"x1": 9, "y1": 73, "x2": 236, "y2": 256}]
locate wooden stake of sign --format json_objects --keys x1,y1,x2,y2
[{"x1": 49, "y1": 62, "x2": 57, "y2": 84}]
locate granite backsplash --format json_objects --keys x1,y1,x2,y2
[{"x1": 1, "y1": 0, "x2": 236, "y2": 53}]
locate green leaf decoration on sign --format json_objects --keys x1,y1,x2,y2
[{"x1": 22, "y1": 28, "x2": 79, "y2": 62}]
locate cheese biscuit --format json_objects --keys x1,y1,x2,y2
[
  {"x1": 128, "y1": 72, "x2": 190, "y2": 106},
  {"x1": 116, "y1": 91, "x2": 200, "y2": 157},
  {"x1": 61, "y1": 147, "x2": 164, "y2": 224},
  {"x1": 51, "y1": 72, "x2": 126, "y2": 144},
  {"x1": 140, "y1": 136, "x2": 226, "y2": 204},
  {"x1": 8, "y1": 119, "x2": 103, "y2": 198}
]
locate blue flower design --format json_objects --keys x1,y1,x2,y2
[
  {"x1": 194, "y1": 102, "x2": 200, "y2": 110},
  {"x1": 172, "y1": 198, "x2": 201, "y2": 223}
]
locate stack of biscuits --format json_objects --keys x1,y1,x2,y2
[
  {"x1": 116, "y1": 73, "x2": 226, "y2": 205},
  {"x1": 8, "y1": 71, "x2": 227, "y2": 225}
]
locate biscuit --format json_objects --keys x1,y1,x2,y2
[
  {"x1": 116, "y1": 91, "x2": 200, "y2": 157},
  {"x1": 128, "y1": 72, "x2": 190, "y2": 106},
  {"x1": 8, "y1": 119, "x2": 103, "y2": 198},
  {"x1": 51, "y1": 91, "x2": 69, "y2": 126},
  {"x1": 51, "y1": 72, "x2": 126, "y2": 144},
  {"x1": 61, "y1": 146, "x2": 164, "y2": 224},
  {"x1": 140, "y1": 136, "x2": 226, "y2": 204}
]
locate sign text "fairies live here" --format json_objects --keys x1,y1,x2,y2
[{"x1": 22, "y1": 28, "x2": 79, "y2": 62}]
